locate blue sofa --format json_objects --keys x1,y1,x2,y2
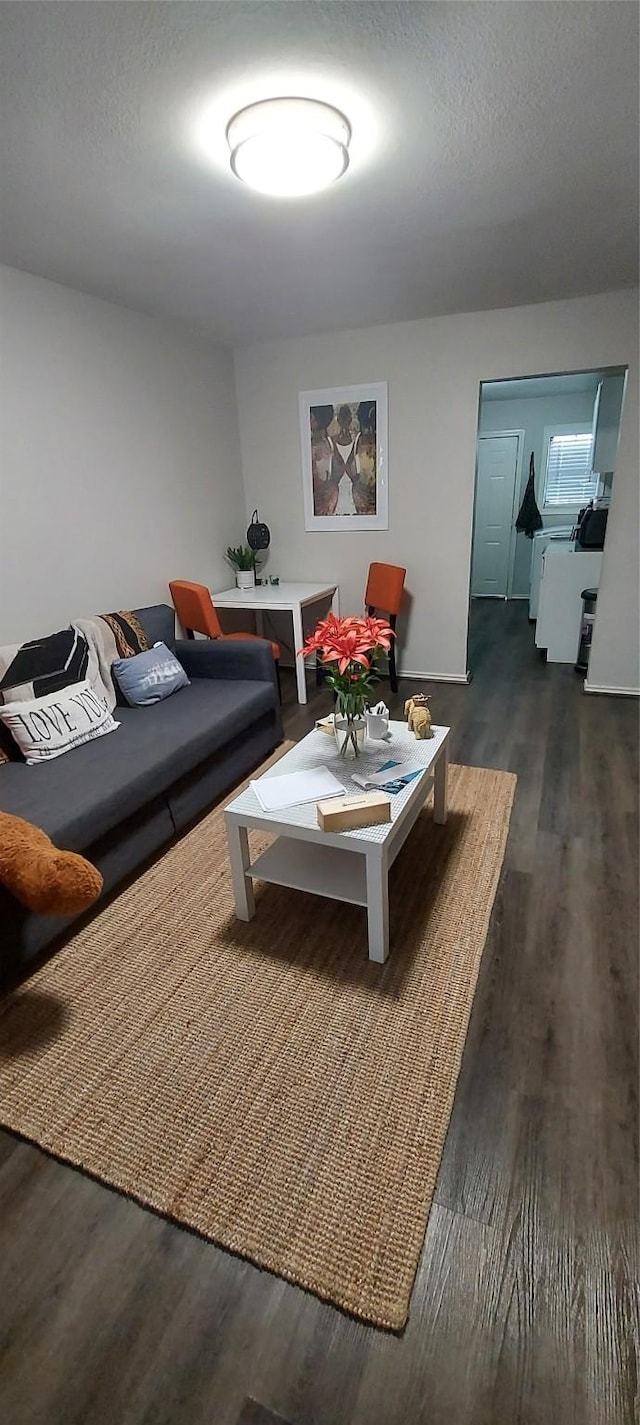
[{"x1": 0, "y1": 604, "x2": 282, "y2": 975}]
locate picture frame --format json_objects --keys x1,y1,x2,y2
[{"x1": 299, "y1": 382, "x2": 388, "y2": 532}]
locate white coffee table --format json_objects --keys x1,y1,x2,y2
[{"x1": 224, "y1": 720, "x2": 450, "y2": 963}]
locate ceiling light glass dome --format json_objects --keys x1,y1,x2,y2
[{"x1": 226, "y1": 97, "x2": 351, "y2": 198}]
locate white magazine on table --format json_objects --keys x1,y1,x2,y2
[
  {"x1": 250, "y1": 767, "x2": 346, "y2": 813},
  {"x1": 352, "y1": 759, "x2": 421, "y2": 790}
]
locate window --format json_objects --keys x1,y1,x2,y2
[{"x1": 542, "y1": 426, "x2": 596, "y2": 509}]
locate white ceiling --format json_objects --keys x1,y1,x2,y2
[
  {"x1": 481, "y1": 372, "x2": 604, "y2": 402},
  {"x1": 1, "y1": 2, "x2": 638, "y2": 346}
]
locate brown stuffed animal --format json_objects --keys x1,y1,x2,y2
[
  {"x1": 0, "y1": 811, "x2": 103, "y2": 916},
  {"x1": 404, "y1": 693, "x2": 433, "y2": 739}
]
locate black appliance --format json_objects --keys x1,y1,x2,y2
[{"x1": 575, "y1": 504, "x2": 608, "y2": 550}]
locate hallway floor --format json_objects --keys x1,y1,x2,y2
[{"x1": 0, "y1": 600, "x2": 637, "y2": 1425}]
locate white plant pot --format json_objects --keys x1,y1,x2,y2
[{"x1": 236, "y1": 570, "x2": 255, "y2": 590}]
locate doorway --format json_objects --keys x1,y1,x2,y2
[{"x1": 467, "y1": 365, "x2": 628, "y2": 674}]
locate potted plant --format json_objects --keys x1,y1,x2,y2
[
  {"x1": 300, "y1": 613, "x2": 394, "y2": 756},
  {"x1": 226, "y1": 545, "x2": 256, "y2": 590}
]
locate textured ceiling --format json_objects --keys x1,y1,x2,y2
[{"x1": 1, "y1": 1, "x2": 638, "y2": 345}]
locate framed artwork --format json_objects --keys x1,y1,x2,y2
[{"x1": 299, "y1": 382, "x2": 388, "y2": 531}]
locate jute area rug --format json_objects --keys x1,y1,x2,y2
[{"x1": 0, "y1": 751, "x2": 515, "y2": 1330}]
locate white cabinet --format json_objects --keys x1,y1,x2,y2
[
  {"x1": 593, "y1": 373, "x2": 626, "y2": 475},
  {"x1": 536, "y1": 547, "x2": 603, "y2": 663},
  {"x1": 529, "y1": 530, "x2": 574, "y2": 619}
]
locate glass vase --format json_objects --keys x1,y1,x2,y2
[{"x1": 334, "y1": 699, "x2": 367, "y2": 757}]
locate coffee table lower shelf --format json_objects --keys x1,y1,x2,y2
[{"x1": 249, "y1": 839, "x2": 368, "y2": 907}]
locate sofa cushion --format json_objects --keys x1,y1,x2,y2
[
  {"x1": 135, "y1": 605, "x2": 176, "y2": 651},
  {"x1": 113, "y1": 643, "x2": 189, "y2": 706},
  {"x1": 0, "y1": 626, "x2": 90, "y2": 705},
  {"x1": 0, "y1": 680, "x2": 119, "y2": 765},
  {"x1": 0, "y1": 678, "x2": 274, "y2": 851}
]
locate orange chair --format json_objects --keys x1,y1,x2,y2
[
  {"x1": 364, "y1": 562, "x2": 406, "y2": 693},
  {"x1": 169, "y1": 580, "x2": 282, "y2": 699},
  {"x1": 316, "y1": 562, "x2": 406, "y2": 695}
]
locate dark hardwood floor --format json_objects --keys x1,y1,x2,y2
[{"x1": 0, "y1": 600, "x2": 637, "y2": 1425}]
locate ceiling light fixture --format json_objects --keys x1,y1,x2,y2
[{"x1": 226, "y1": 97, "x2": 351, "y2": 198}]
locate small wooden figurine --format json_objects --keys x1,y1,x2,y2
[{"x1": 404, "y1": 693, "x2": 433, "y2": 739}]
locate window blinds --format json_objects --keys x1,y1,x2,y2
[{"x1": 543, "y1": 433, "x2": 597, "y2": 507}]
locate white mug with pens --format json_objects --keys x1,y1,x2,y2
[{"x1": 365, "y1": 701, "x2": 390, "y2": 740}]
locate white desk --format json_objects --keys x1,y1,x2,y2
[{"x1": 211, "y1": 582, "x2": 339, "y2": 704}]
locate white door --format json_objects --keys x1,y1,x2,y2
[{"x1": 471, "y1": 434, "x2": 520, "y2": 597}]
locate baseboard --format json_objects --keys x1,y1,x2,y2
[
  {"x1": 293, "y1": 660, "x2": 472, "y2": 685},
  {"x1": 583, "y1": 681, "x2": 640, "y2": 698},
  {"x1": 399, "y1": 669, "x2": 472, "y2": 684}
]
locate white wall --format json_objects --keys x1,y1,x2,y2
[
  {"x1": 234, "y1": 290, "x2": 638, "y2": 692},
  {"x1": 478, "y1": 388, "x2": 597, "y2": 597},
  {"x1": 0, "y1": 265, "x2": 246, "y2": 643}
]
